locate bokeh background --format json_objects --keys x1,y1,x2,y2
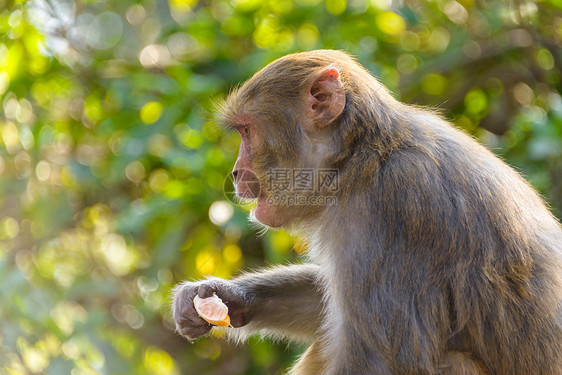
[{"x1": 0, "y1": 0, "x2": 561, "y2": 373}]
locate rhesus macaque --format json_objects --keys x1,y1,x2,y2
[{"x1": 172, "y1": 50, "x2": 562, "y2": 374}]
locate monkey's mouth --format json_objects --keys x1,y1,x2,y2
[
  {"x1": 251, "y1": 193, "x2": 283, "y2": 228},
  {"x1": 234, "y1": 180, "x2": 261, "y2": 199},
  {"x1": 250, "y1": 195, "x2": 267, "y2": 222},
  {"x1": 233, "y1": 168, "x2": 261, "y2": 200}
]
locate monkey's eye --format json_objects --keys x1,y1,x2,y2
[{"x1": 242, "y1": 125, "x2": 250, "y2": 137}]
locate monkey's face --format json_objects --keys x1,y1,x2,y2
[
  {"x1": 230, "y1": 116, "x2": 293, "y2": 228},
  {"x1": 223, "y1": 57, "x2": 346, "y2": 229}
]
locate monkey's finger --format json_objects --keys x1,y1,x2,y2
[
  {"x1": 176, "y1": 314, "x2": 209, "y2": 328},
  {"x1": 229, "y1": 311, "x2": 251, "y2": 328},
  {"x1": 177, "y1": 324, "x2": 212, "y2": 340},
  {"x1": 201, "y1": 280, "x2": 244, "y2": 302},
  {"x1": 174, "y1": 299, "x2": 205, "y2": 325},
  {"x1": 172, "y1": 283, "x2": 199, "y2": 309},
  {"x1": 198, "y1": 281, "x2": 223, "y2": 298},
  {"x1": 176, "y1": 304, "x2": 207, "y2": 324}
]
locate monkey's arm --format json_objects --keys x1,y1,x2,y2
[
  {"x1": 173, "y1": 264, "x2": 323, "y2": 343},
  {"x1": 229, "y1": 263, "x2": 323, "y2": 342}
]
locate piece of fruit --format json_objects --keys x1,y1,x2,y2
[{"x1": 193, "y1": 294, "x2": 231, "y2": 327}]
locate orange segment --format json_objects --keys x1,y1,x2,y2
[{"x1": 193, "y1": 294, "x2": 231, "y2": 327}]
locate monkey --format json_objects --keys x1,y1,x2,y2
[{"x1": 172, "y1": 50, "x2": 562, "y2": 374}]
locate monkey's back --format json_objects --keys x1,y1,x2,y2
[{"x1": 378, "y1": 111, "x2": 562, "y2": 374}]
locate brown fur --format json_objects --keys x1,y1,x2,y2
[{"x1": 439, "y1": 352, "x2": 489, "y2": 375}]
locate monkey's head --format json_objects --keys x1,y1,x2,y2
[{"x1": 219, "y1": 50, "x2": 392, "y2": 228}]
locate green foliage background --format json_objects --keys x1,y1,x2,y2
[{"x1": 0, "y1": 0, "x2": 561, "y2": 373}]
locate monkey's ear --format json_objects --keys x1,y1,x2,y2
[{"x1": 306, "y1": 68, "x2": 345, "y2": 128}]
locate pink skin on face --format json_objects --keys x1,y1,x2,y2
[{"x1": 231, "y1": 117, "x2": 287, "y2": 228}]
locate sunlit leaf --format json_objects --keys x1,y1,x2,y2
[
  {"x1": 140, "y1": 102, "x2": 164, "y2": 124},
  {"x1": 376, "y1": 11, "x2": 407, "y2": 36}
]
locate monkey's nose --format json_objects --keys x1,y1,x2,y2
[{"x1": 232, "y1": 169, "x2": 239, "y2": 182}]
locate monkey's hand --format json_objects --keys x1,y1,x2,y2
[{"x1": 172, "y1": 278, "x2": 252, "y2": 340}]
